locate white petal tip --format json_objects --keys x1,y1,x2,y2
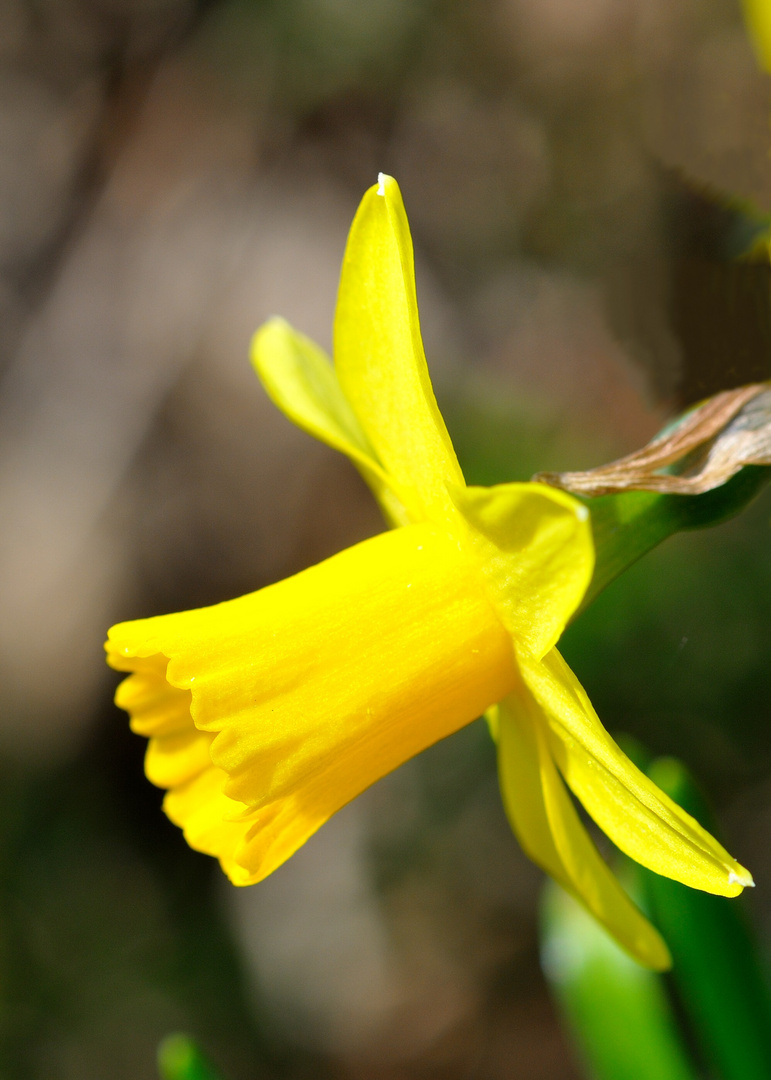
[
  {"x1": 377, "y1": 172, "x2": 386, "y2": 196},
  {"x1": 576, "y1": 504, "x2": 589, "y2": 521},
  {"x1": 729, "y1": 870, "x2": 754, "y2": 888}
]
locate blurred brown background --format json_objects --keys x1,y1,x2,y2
[{"x1": 2, "y1": 0, "x2": 771, "y2": 1077}]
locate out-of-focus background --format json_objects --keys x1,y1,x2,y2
[{"x1": 2, "y1": 0, "x2": 771, "y2": 1076}]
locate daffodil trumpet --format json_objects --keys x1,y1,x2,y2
[{"x1": 107, "y1": 174, "x2": 752, "y2": 970}]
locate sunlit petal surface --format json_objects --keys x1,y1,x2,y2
[
  {"x1": 334, "y1": 174, "x2": 465, "y2": 528},
  {"x1": 453, "y1": 481, "x2": 594, "y2": 659}
]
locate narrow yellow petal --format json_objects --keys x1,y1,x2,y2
[
  {"x1": 334, "y1": 174, "x2": 465, "y2": 528},
  {"x1": 251, "y1": 317, "x2": 409, "y2": 526},
  {"x1": 453, "y1": 481, "x2": 594, "y2": 659},
  {"x1": 107, "y1": 523, "x2": 517, "y2": 884},
  {"x1": 495, "y1": 691, "x2": 671, "y2": 971},
  {"x1": 518, "y1": 648, "x2": 753, "y2": 897}
]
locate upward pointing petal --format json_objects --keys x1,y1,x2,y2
[{"x1": 334, "y1": 174, "x2": 465, "y2": 527}]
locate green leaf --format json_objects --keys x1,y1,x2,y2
[
  {"x1": 582, "y1": 465, "x2": 771, "y2": 610},
  {"x1": 541, "y1": 881, "x2": 699, "y2": 1080},
  {"x1": 157, "y1": 1034, "x2": 225, "y2": 1080},
  {"x1": 638, "y1": 759, "x2": 771, "y2": 1080}
]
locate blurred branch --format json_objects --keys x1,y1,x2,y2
[{"x1": 13, "y1": 0, "x2": 224, "y2": 317}]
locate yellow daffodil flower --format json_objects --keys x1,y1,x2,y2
[{"x1": 106, "y1": 174, "x2": 752, "y2": 971}]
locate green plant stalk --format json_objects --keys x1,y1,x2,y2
[
  {"x1": 638, "y1": 758, "x2": 771, "y2": 1080},
  {"x1": 583, "y1": 465, "x2": 770, "y2": 610},
  {"x1": 541, "y1": 882, "x2": 699, "y2": 1080}
]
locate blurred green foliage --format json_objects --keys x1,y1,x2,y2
[
  {"x1": 541, "y1": 882, "x2": 698, "y2": 1080},
  {"x1": 640, "y1": 758, "x2": 771, "y2": 1080},
  {"x1": 0, "y1": 733, "x2": 270, "y2": 1079},
  {"x1": 159, "y1": 1034, "x2": 225, "y2": 1080}
]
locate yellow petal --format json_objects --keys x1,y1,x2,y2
[
  {"x1": 453, "y1": 481, "x2": 594, "y2": 659},
  {"x1": 114, "y1": 666, "x2": 192, "y2": 738},
  {"x1": 743, "y1": 0, "x2": 771, "y2": 73},
  {"x1": 334, "y1": 174, "x2": 465, "y2": 528},
  {"x1": 163, "y1": 765, "x2": 256, "y2": 886},
  {"x1": 145, "y1": 727, "x2": 215, "y2": 788},
  {"x1": 251, "y1": 317, "x2": 409, "y2": 526},
  {"x1": 107, "y1": 522, "x2": 517, "y2": 884},
  {"x1": 495, "y1": 690, "x2": 671, "y2": 971},
  {"x1": 518, "y1": 648, "x2": 753, "y2": 897}
]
